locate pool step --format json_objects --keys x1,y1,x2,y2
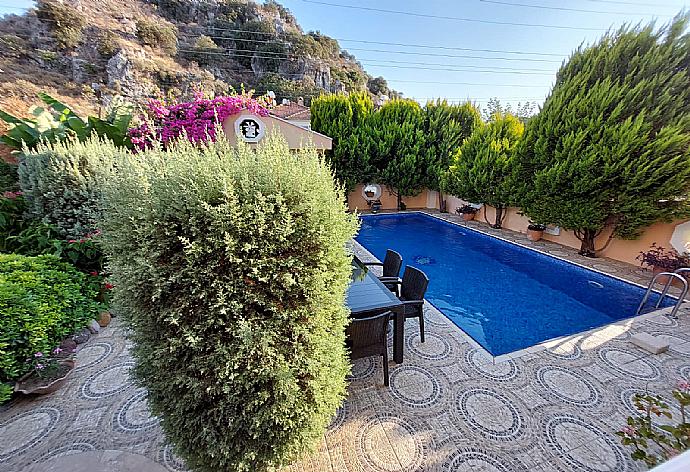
[{"x1": 630, "y1": 332, "x2": 669, "y2": 355}]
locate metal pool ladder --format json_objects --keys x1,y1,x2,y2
[{"x1": 636, "y1": 268, "x2": 689, "y2": 318}]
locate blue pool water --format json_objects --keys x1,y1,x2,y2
[{"x1": 356, "y1": 212, "x2": 672, "y2": 356}]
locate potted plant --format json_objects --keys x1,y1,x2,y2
[
  {"x1": 14, "y1": 348, "x2": 76, "y2": 396},
  {"x1": 637, "y1": 243, "x2": 690, "y2": 284},
  {"x1": 527, "y1": 223, "x2": 547, "y2": 242},
  {"x1": 456, "y1": 204, "x2": 478, "y2": 222}
]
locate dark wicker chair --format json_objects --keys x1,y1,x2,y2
[
  {"x1": 363, "y1": 249, "x2": 403, "y2": 295},
  {"x1": 392, "y1": 266, "x2": 429, "y2": 342},
  {"x1": 346, "y1": 311, "x2": 391, "y2": 386}
]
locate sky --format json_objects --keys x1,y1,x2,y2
[{"x1": 1, "y1": 0, "x2": 688, "y2": 109}]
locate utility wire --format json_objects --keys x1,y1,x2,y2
[
  {"x1": 295, "y1": 0, "x2": 607, "y2": 31},
  {"x1": 582, "y1": 0, "x2": 680, "y2": 7},
  {"x1": 197, "y1": 26, "x2": 568, "y2": 57},
  {"x1": 478, "y1": 0, "x2": 672, "y2": 16}
]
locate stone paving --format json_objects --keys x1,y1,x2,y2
[{"x1": 2, "y1": 211, "x2": 690, "y2": 472}]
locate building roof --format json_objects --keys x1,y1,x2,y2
[{"x1": 270, "y1": 102, "x2": 311, "y2": 122}]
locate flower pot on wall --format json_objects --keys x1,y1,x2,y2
[
  {"x1": 462, "y1": 212, "x2": 474, "y2": 221},
  {"x1": 527, "y1": 229, "x2": 544, "y2": 242},
  {"x1": 15, "y1": 359, "x2": 76, "y2": 396}
]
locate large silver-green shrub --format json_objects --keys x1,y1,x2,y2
[
  {"x1": 19, "y1": 137, "x2": 124, "y2": 240},
  {"x1": 99, "y1": 135, "x2": 358, "y2": 471}
]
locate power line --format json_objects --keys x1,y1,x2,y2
[
  {"x1": 478, "y1": 0, "x2": 672, "y2": 16},
  {"x1": 582, "y1": 0, "x2": 680, "y2": 7},
  {"x1": 198, "y1": 26, "x2": 567, "y2": 57},
  {"x1": 381, "y1": 79, "x2": 546, "y2": 88},
  {"x1": 295, "y1": 0, "x2": 607, "y2": 31}
]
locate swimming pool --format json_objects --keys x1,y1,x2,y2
[{"x1": 356, "y1": 212, "x2": 671, "y2": 356}]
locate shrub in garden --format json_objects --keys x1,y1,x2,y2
[
  {"x1": 0, "y1": 253, "x2": 101, "y2": 402},
  {"x1": 99, "y1": 135, "x2": 358, "y2": 471},
  {"x1": 442, "y1": 113, "x2": 524, "y2": 228},
  {"x1": 19, "y1": 137, "x2": 124, "y2": 240},
  {"x1": 515, "y1": 15, "x2": 690, "y2": 257}
]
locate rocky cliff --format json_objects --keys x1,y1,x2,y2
[{"x1": 0, "y1": 0, "x2": 393, "y2": 135}]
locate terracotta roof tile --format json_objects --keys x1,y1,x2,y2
[{"x1": 270, "y1": 103, "x2": 311, "y2": 121}]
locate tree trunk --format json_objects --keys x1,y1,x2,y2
[
  {"x1": 578, "y1": 229, "x2": 597, "y2": 257},
  {"x1": 397, "y1": 192, "x2": 402, "y2": 211},
  {"x1": 492, "y1": 205, "x2": 504, "y2": 229}
]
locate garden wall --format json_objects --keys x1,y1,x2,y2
[
  {"x1": 444, "y1": 194, "x2": 687, "y2": 267},
  {"x1": 347, "y1": 184, "x2": 689, "y2": 267}
]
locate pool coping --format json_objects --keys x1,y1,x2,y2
[{"x1": 353, "y1": 210, "x2": 686, "y2": 364}]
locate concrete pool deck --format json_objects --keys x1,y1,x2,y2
[{"x1": 2, "y1": 211, "x2": 689, "y2": 472}]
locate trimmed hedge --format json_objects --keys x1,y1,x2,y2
[
  {"x1": 19, "y1": 137, "x2": 124, "y2": 240},
  {"x1": 99, "y1": 135, "x2": 358, "y2": 471},
  {"x1": 0, "y1": 254, "x2": 101, "y2": 401}
]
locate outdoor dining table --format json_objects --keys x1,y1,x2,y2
[{"x1": 346, "y1": 256, "x2": 405, "y2": 363}]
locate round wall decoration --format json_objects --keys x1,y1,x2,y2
[{"x1": 234, "y1": 116, "x2": 266, "y2": 143}]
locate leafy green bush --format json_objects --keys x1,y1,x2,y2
[
  {"x1": 19, "y1": 137, "x2": 123, "y2": 240},
  {"x1": 0, "y1": 253, "x2": 101, "y2": 397},
  {"x1": 99, "y1": 135, "x2": 358, "y2": 471},
  {"x1": 0, "y1": 160, "x2": 19, "y2": 192},
  {"x1": 515, "y1": 15, "x2": 690, "y2": 256},
  {"x1": 181, "y1": 35, "x2": 220, "y2": 65},
  {"x1": 0, "y1": 93, "x2": 134, "y2": 152},
  {"x1": 36, "y1": 0, "x2": 86, "y2": 49},
  {"x1": 442, "y1": 113, "x2": 524, "y2": 228},
  {"x1": 97, "y1": 30, "x2": 121, "y2": 57},
  {"x1": 136, "y1": 18, "x2": 178, "y2": 55}
]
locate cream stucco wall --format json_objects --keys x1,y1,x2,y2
[
  {"x1": 444, "y1": 195, "x2": 688, "y2": 266},
  {"x1": 347, "y1": 184, "x2": 430, "y2": 212},
  {"x1": 222, "y1": 111, "x2": 331, "y2": 150}
]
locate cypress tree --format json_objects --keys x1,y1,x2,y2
[
  {"x1": 423, "y1": 100, "x2": 482, "y2": 209},
  {"x1": 442, "y1": 113, "x2": 524, "y2": 228},
  {"x1": 516, "y1": 14, "x2": 690, "y2": 256},
  {"x1": 310, "y1": 92, "x2": 373, "y2": 195}
]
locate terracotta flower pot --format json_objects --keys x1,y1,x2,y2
[
  {"x1": 98, "y1": 311, "x2": 112, "y2": 327},
  {"x1": 15, "y1": 359, "x2": 76, "y2": 396},
  {"x1": 527, "y1": 229, "x2": 544, "y2": 242},
  {"x1": 462, "y1": 212, "x2": 475, "y2": 222}
]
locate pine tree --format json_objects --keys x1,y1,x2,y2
[
  {"x1": 442, "y1": 113, "x2": 524, "y2": 228},
  {"x1": 516, "y1": 14, "x2": 690, "y2": 257}
]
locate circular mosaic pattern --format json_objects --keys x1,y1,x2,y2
[
  {"x1": 643, "y1": 315, "x2": 678, "y2": 328},
  {"x1": 328, "y1": 403, "x2": 348, "y2": 432},
  {"x1": 545, "y1": 342, "x2": 583, "y2": 360},
  {"x1": 406, "y1": 331, "x2": 451, "y2": 361},
  {"x1": 456, "y1": 388, "x2": 523, "y2": 441},
  {"x1": 81, "y1": 362, "x2": 135, "y2": 399},
  {"x1": 389, "y1": 366, "x2": 443, "y2": 408},
  {"x1": 598, "y1": 348, "x2": 660, "y2": 380},
  {"x1": 536, "y1": 365, "x2": 599, "y2": 407},
  {"x1": 545, "y1": 415, "x2": 627, "y2": 472},
  {"x1": 115, "y1": 389, "x2": 159, "y2": 433},
  {"x1": 357, "y1": 415, "x2": 425, "y2": 471},
  {"x1": 0, "y1": 407, "x2": 60, "y2": 462},
  {"x1": 465, "y1": 349, "x2": 520, "y2": 382},
  {"x1": 75, "y1": 342, "x2": 113, "y2": 371},
  {"x1": 349, "y1": 357, "x2": 376, "y2": 381},
  {"x1": 443, "y1": 449, "x2": 513, "y2": 472},
  {"x1": 161, "y1": 444, "x2": 186, "y2": 472},
  {"x1": 37, "y1": 441, "x2": 96, "y2": 462},
  {"x1": 680, "y1": 364, "x2": 690, "y2": 380},
  {"x1": 620, "y1": 388, "x2": 680, "y2": 431}
]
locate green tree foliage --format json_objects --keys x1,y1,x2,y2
[
  {"x1": 98, "y1": 135, "x2": 358, "y2": 472},
  {"x1": 442, "y1": 113, "x2": 524, "y2": 228},
  {"x1": 0, "y1": 253, "x2": 101, "y2": 402},
  {"x1": 256, "y1": 73, "x2": 321, "y2": 104},
  {"x1": 367, "y1": 76, "x2": 389, "y2": 96},
  {"x1": 19, "y1": 137, "x2": 124, "y2": 240},
  {"x1": 482, "y1": 98, "x2": 538, "y2": 123},
  {"x1": 516, "y1": 15, "x2": 690, "y2": 257},
  {"x1": 365, "y1": 99, "x2": 428, "y2": 209},
  {"x1": 182, "y1": 35, "x2": 221, "y2": 66},
  {"x1": 310, "y1": 92, "x2": 374, "y2": 194},
  {"x1": 423, "y1": 100, "x2": 482, "y2": 192},
  {"x1": 36, "y1": 0, "x2": 86, "y2": 49}
]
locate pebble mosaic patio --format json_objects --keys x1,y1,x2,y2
[{"x1": 3, "y1": 211, "x2": 690, "y2": 472}]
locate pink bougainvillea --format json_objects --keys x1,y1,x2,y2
[{"x1": 128, "y1": 93, "x2": 269, "y2": 151}]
